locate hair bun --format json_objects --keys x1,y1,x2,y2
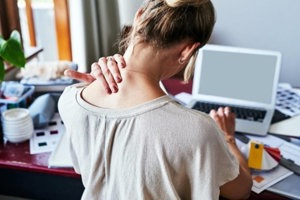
[
  {"x1": 165, "y1": 0, "x2": 209, "y2": 7},
  {"x1": 165, "y1": 0, "x2": 178, "y2": 7}
]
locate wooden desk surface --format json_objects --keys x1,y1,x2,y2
[{"x1": 0, "y1": 137, "x2": 79, "y2": 178}]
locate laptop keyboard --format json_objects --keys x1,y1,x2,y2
[{"x1": 192, "y1": 101, "x2": 267, "y2": 122}]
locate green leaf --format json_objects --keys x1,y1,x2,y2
[
  {"x1": 0, "y1": 37, "x2": 25, "y2": 68},
  {"x1": 10, "y1": 30, "x2": 21, "y2": 43},
  {"x1": 0, "y1": 59, "x2": 5, "y2": 81}
]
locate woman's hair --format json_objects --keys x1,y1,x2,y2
[{"x1": 119, "y1": 0, "x2": 215, "y2": 81}]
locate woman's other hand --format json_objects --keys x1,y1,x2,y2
[{"x1": 209, "y1": 107, "x2": 236, "y2": 139}]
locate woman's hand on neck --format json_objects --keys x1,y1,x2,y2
[{"x1": 81, "y1": 44, "x2": 167, "y2": 109}]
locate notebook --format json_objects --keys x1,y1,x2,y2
[{"x1": 187, "y1": 44, "x2": 281, "y2": 135}]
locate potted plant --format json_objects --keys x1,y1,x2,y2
[{"x1": 0, "y1": 30, "x2": 25, "y2": 81}]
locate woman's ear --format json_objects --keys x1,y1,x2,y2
[{"x1": 179, "y1": 42, "x2": 201, "y2": 64}]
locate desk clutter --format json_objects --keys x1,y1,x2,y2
[
  {"x1": 275, "y1": 83, "x2": 300, "y2": 117},
  {"x1": 269, "y1": 83, "x2": 300, "y2": 138},
  {"x1": 236, "y1": 133, "x2": 300, "y2": 197},
  {"x1": 19, "y1": 60, "x2": 77, "y2": 93},
  {"x1": 0, "y1": 81, "x2": 35, "y2": 110},
  {"x1": 0, "y1": 92, "x2": 63, "y2": 150},
  {"x1": 0, "y1": 60, "x2": 77, "y2": 171},
  {"x1": 0, "y1": 60, "x2": 77, "y2": 145}
]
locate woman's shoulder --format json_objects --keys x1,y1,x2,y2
[
  {"x1": 168, "y1": 100, "x2": 216, "y2": 125},
  {"x1": 162, "y1": 101, "x2": 221, "y2": 138},
  {"x1": 58, "y1": 83, "x2": 87, "y2": 112}
]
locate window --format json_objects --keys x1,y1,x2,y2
[
  {"x1": 0, "y1": 0, "x2": 72, "y2": 62},
  {"x1": 0, "y1": 0, "x2": 21, "y2": 39}
]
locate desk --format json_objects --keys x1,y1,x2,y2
[
  {"x1": 0, "y1": 136, "x2": 287, "y2": 200},
  {"x1": 0, "y1": 137, "x2": 84, "y2": 200},
  {"x1": 0, "y1": 78, "x2": 292, "y2": 200}
]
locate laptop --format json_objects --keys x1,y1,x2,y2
[{"x1": 187, "y1": 44, "x2": 281, "y2": 136}]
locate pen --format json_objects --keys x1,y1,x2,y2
[
  {"x1": 235, "y1": 132, "x2": 250, "y2": 144},
  {"x1": 278, "y1": 157, "x2": 300, "y2": 176}
]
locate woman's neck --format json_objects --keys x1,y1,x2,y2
[
  {"x1": 123, "y1": 43, "x2": 162, "y2": 82},
  {"x1": 81, "y1": 44, "x2": 167, "y2": 109}
]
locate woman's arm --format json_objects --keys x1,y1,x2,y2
[{"x1": 210, "y1": 107, "x2": 253, "y2": 200}]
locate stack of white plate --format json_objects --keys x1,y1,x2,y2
[{"x1": 1, "y1": 108, "x2": 34, "y2": 143}]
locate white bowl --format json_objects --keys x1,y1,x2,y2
[
  {"x1": 3, "y1": 123, "x2": 33, "y2": 136},
  {"x1": 4, "y1": 133, "x2": 32, "y2": 143},
  {"x1": 2, "y1": 115, "x2": 32, "y2": 125},
  {"x1": 2, "y1": 108, "x2": 30, "y2": 122},
  {"x1": 1, "y1": 108, "x2": 34, "y2": 143}
]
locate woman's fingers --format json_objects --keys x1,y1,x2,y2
[
  {"x1": 113, "y1": 54, "x2": 126, "y2": 69},
  {"x1": 64, "y1": 69, "x2": 95, "y2": 83},
  {"x1": 210, "y1": 109, "x2": 225, "y2": 131},
  {"x1": 65, "y1": 54, "x2": 127, "y2": 95},
  {"x1": 224, "y1": 106, "x2": 236, "y2": 129},
  {"x1": 91, "y1": 55, "x2": 127, "y2": 93},
  {"x1": 210, "y1": 107, "x2": 236, "y2": 136},
  {"x1": 98, "y1": 58, "x2": 118, "y2": 93},
  {"x1": 91, "y1": 62, "x2": 113, "y2": 94},
  {"x1": 106, "y1": 54, "x2": 126, "y2": 83},
  {"x1": 224, "y1": 106, "x2": 231, "y2": 116}
]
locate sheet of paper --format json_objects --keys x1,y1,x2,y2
[
  {"x1": 48, "y1": 130, "x2": 73, "y2": 168},
  {"x1": 29, "y1": 113, "x2": 64, "y2": 154},
  {"x1": 252, "y1": 165, "x2": 293, "y2": 193},
  {"x1": 276, "y1": 83, "x2": 300, "y2": 117},
  {"x1": 269, "y1": 115, "x2": 300, "y2": 137}
]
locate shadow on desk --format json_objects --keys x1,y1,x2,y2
[{"x1": 0, "y1": 168, "x2": 84, "y2": 200}]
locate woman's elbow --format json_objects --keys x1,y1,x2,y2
[{"x1": 220, "y1": 174, "x2": 253, "y2": 200}]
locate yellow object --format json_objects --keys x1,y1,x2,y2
[{"x1": 248, "y1": 142, "x2": 264, "y2": 169}]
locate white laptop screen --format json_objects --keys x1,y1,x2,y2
[{"x1": 196, "y1": 48, "x2": 279, "y2": 104}]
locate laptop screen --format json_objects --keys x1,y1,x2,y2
[{"x1": 195, "y1": 46, "x2": 280, "y2": 104}]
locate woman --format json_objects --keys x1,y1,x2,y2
[{"x1": 58, "y1": 0, "x2": 252, "y2": 199}]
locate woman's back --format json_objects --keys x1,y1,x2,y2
[{"x1": 58, "y1": 85, "x2": 239, "y2": 200}]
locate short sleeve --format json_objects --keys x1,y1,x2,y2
[{"x1": 212, "y1": 125, "x2": 240, "y2": 187}]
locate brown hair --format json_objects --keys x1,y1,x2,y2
[{"x1": 119, "y1": 0, "x2": 215, "y2": 81}]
